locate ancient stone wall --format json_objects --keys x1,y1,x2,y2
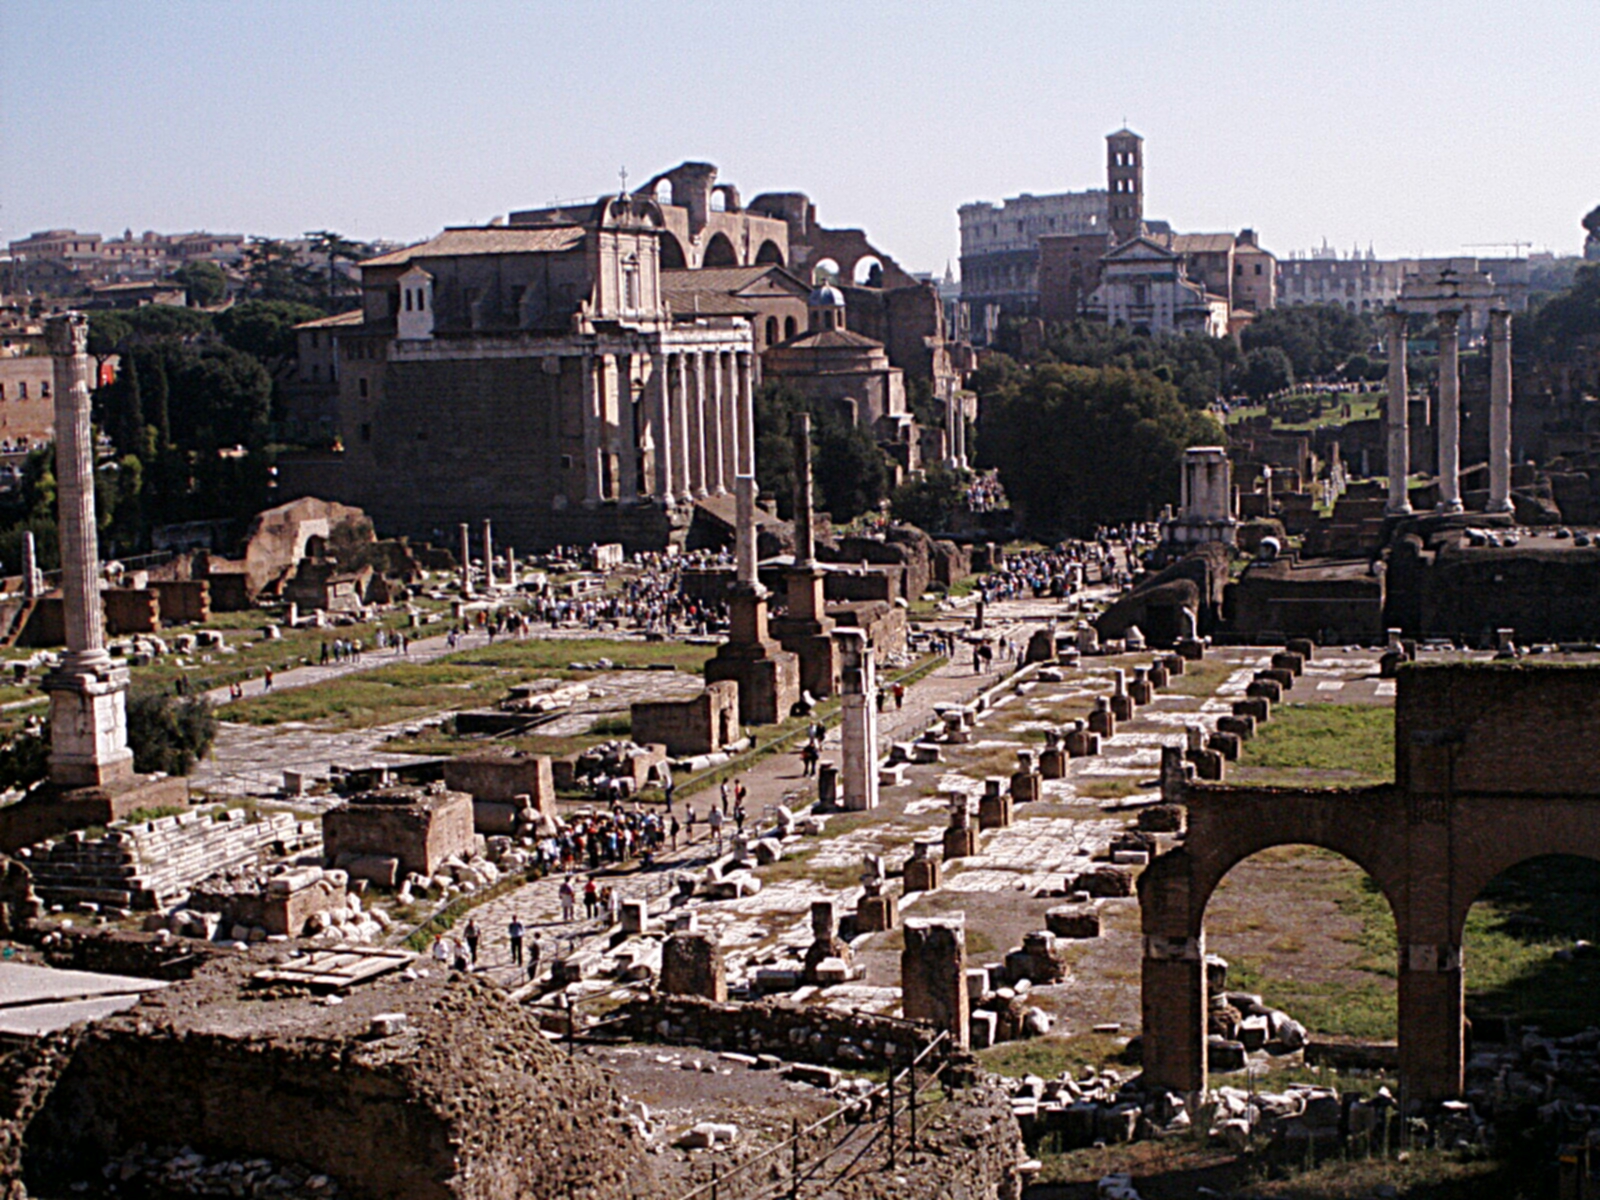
[
  {"x1": 150, "y1": 579, "x2": 211, "y2": 624},
  {"x1": 322, "y1": 787, "x2": 476, "y2": 879},
  {"x1": 630, "y1": 681, "x2": 739, "y2": 757},
  {"x1": 17, "y1": 969, "x2": 647, "y2": 1200}
]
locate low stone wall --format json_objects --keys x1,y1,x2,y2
[
  {"x1": 151, "y1": 579, "x2": 211, "y2": 624},
  {"x1": 610, "y1": 994, "x2": 957, "y2": 1071}
]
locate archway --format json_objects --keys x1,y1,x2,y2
[
  {"x1": 784, "y1": 316, "x2": 798, "y2": 341},
  {"x1": 764, "y1": 316, "x2": 779, "y2": 346},
  {"x1": 852, "y1": 256, "x2": 884, "y2": 287},
  {"x1": 1202, "y1": 844, "x2": 1400, "y2": 1078},
  {"x1": 702, "y1": 233, "x2": 738, "y2": 268},
  {"x1": 811, "y1": 259, "x2": 841, "y2": 286},
  {"x1": 659, "y1": 234, "x2": 687, "y2": 271},
  {"x1": 1457, "y1": 854, "x2": 1600, "y2": 1043},
  {"x1": 755, "y1": 240, "x2": 784, "y2": 266}
]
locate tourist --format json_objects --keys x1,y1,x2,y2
[
  {"x1": 583, "y1": 877, "x2": 599, "y2": 920},
  {"x1": 559, "y1": 877, "x2": 576, "y2": 922},
  {"x1": 801, "y1": 738, "x2": 820, "y2": 777},
  {"x1": 431, "y1": 934, "x2": 450, "y2": 967},
  {"x1": 464, "y1": 918, "x2": 480, "y2": 964},
  {"x1": 892, "y1": 682, "x2": 905, "y2": 710},
  {"x1": 720, "y1": 779, "x2": 731, "y2": 815},
  {"x1": 669, "y1": 813, "x2": 680, "y2": 850},
  {"x1": 708, "y1": 805, "x2": 724, "y2": 853},
  {"x1": 263, "y1": 665, "x2": 274, "y2": 692},
  {"x1": 507, "y1": 915, "x2": 525, "y2": 965},
  {"x1": 526, "y1": 937, "x2": 541, "y2": 984}
]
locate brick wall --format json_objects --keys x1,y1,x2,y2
[{"x1": 322, "y1": 788, "x2": 476, "y2": 878}]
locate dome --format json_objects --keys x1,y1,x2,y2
[{"x1": 809, "y1": 283, "x2": 845, "y2": 308}]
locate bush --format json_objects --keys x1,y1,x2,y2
[
  {"x1": 0, "y1": 724, "x2": 49, "y2": 792},
  {"x1": 126, "y1": 692, "x2": 217, "y2": 776}
]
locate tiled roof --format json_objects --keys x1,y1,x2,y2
[
  {"x1": 362, "y1": 226, "x2": 585, "y2": 267},
  {"x1": 292, "y1": 309, "x2": 365, "y2": 330}
]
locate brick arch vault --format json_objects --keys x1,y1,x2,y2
[{"x1": 1138, "y1": 662, "x2": 1600, "y2": 1105}]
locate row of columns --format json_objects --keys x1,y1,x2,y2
[
  {"x1": 1384, "y1": 308, "x2": 1513, "y2": 517},
  {"x1": 577, "y1": 347, "x2": 754, "y2": 508}
]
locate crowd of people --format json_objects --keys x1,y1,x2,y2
[{"x1": 964, "y1": 471, "x2": 1007, "y2": 513}]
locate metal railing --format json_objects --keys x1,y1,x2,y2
[{"x1": 668, "y1": 1028, "x2": 954, "y2": 1200}]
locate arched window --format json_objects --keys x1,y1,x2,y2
[{"x1": 765, "y1": 316, "x2": 779, "y2": 345}]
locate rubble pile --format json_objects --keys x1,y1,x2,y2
[
  {"x1": 162, "y1": 865, "x2": 391, "y2": 945},
  {"x1": 97, "y1": 1147, "x2": 345, "y2": 1198}
]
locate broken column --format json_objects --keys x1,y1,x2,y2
[
  {"x1": 704, "y1": 466, "x2": 801, "y2": 725},
  {"x1": 482, "y1": 519, "x2": 495, "y2": 590},
  {"x1": 802, "y1": 898, "x2": 855, "y2": 984},
  {"x1": 835, "y1": 628, "x2": 879, "y2": 811},
  {"x1": 1129, "y1": 666, "x2": 1154, "y2": 706},
  {"x1": 661, "y1": 930, "x2": 726, "y2": 1001},
  {"x1": 21, "y1": 531, "x2": 43, "y2": 600},
  {"x1": 1064, "y1": 718, "x2": 1100, "y2": 758},
  {"x1": 1109, "y1": 669, "x2": 1134, "y2": 721},
  {"x1": 1087, "y1": 696, "x2": 1116, "y2": 739},
  {"x1": 943, "y1": 794, "x2": 979, "y2": 861},
  {"x1": 903, "y1": 841, "x2": 942, "y2": 894},
  {"x1": 1384, "y1": 308, "x2": 1413, "y2": 516},
  {"x1": 43, "y1": 314, "x2": 134, "y2": 790},
  {"x1": 902, "y1": 916, "x2": 969, "y2": 1048},
  {"x1": 1010, "y1": 749, "x2": 1041, "y2": 803},
  {"x1": 855, "y1": 861, "x2": 897, "y2": 934},
  {"x1": 1039, "y1": 730, "x2": 1068, "y2": 780},
  {"x1": 458, "y1": 523, "x2": 473, "y2": 597},
  {"x1": 1183, "y1": 724, "x2": 1225, "y2": 782},
  {"x1": 769, "y1": 412, "x2": 838, "y2": 697},
  {"x1": 978, "y1": 776, "x2": 1013, "y2": 830},
  {"x1": 1488, "y1": 306, "x2": 1514, "y2": 514}
]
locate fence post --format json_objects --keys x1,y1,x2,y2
[
  {"x1": 710, "y1": 1161, "x2": 719, "y2": 1200},
  {"x1": 790, "y1": 1117, "x2": 800, "y2": 1200},
  {"x1": 887, "y1": 1070, "x2": 897, "y2": 1168},
  {"x1": 909, "y1": 1048, "x2": 918, "y2": 1160},
  {"x1": 566, "y1": 995, "x2": 575, "y2": 1057}
]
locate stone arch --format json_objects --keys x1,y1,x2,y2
[
  {"x1": 765, "y1": 316, "x2": 780, "y2": 346},
  {"x1": 852, "y1": 256, "x2": 884, "y2": 287},
  {"x1": 702, "y1": 233, "x2": 738, "y2": 268},
  {"x1": 755, "y1": 239, "x2": 785, "y2": 266},
  {"x1": 659, "y1": 234, "x2": 687, "y2": 271},
  {"x1": 1449, "y1": 831, "x2": 1600, "y2": 948},
  {"x1": 784, "y1": 316, "x2": 798, "y2": 340},
  {"x1": 811, "y1": 258, "x2": 841, "y2": 286}
]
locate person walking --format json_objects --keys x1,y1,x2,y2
[
  {"x1": 526, "y1": 937, "x2": 541, "y2": 984},
  {"x1": 559, "y1": 876, "x2": 576, "y2": 922},
  {"x1": 708, "y1": 805, "x2": 724, "y2": 853},
  {"x1": 263, "y1": 665, "x2": 274, "y2": 692},
  {"x1": 507, "y1": 916, "x2": 525, "y2": 966},
  {"x1": 720, "y1": 780, "x2": 731, "y2": 816},
  {"x1": 583, "y1": 877, "x2": 599, "y2": 920},
  {"x1": 464, "y1": 918, "x2": 481, "y2": 965}
]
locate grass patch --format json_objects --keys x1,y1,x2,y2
[
  {"x1": 1074, "y1": 778, "x2": 1144, "y2": 801},
  {"x1": 756, "y1": 848, "x2": 860, "y2": 891},
  {"x1": 977, "y1": 1031, "x2": 1128, "y2": 1079},
  {"x1": 1160, "y1": 657, "x2": 1234, "y2": 698},
  {"x1": 1236, "y1": 703, "x2": 1394, "y2": 786}
]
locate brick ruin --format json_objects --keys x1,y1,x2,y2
[
  {"x1": 1140, "y1": 661, "x2": 1600, "y2": 1104},
  {"x1": 321, "y1": 784, "x2": 477, "y2": 884}
]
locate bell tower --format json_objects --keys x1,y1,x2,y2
[{"x1": 1106, "y1": 128, "x2": 1144, "y2": 246}]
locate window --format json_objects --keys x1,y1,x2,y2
[
  {"x1": 561, "y1": 454, "x2": 573, "y2": 470},
  {"x1": 416, "y1": 287, "x2": 426, "y2": 311},
  {"x1": 1254, "y1": 264, "x2": 1263, "y2": 276},
  {"x1": 404, "y1": 289, "x2": 413, "y2": 312},
  {"x1": 39, "y1": 382, "x2": 48, "y2": 398},
  {"x1": 358, "y1": 377, "x2": 369, "y2": 398},
  {"x1": 17, "y1": 383, "x2": 25, "y2": 400},
  {"x1": 0, "y1": 385, "x2": 6, "y2": 401},
  {"x1": 359, "y1": 422, "x2": 371, "y2": 443}
]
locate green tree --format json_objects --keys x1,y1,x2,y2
[
  {"x1": 1240, "y1": 303, "x2": 1372, "y2": 381},
  {"x1": 752, "y1": 382, "x2": 891, "y2": 523},
  {"x1": 0, "y1": 724, "x2": 49, "y2": 793},
  {"x1": 975, "y1": 363, "x2": 1220, "y2": 538},
  {"x1": 890, "y1": 465, "x2": 967, "y2": 532},
  {"x1": 304, "y1": 230, "x2": 369, "y2": 308},
  {"x1": 126, "y1": 692, "x2": 217, "y2": 776},
  {"x1": 214, "y1": 300, "x2": 325, "y2": 368},
  {"x1": 1525, "y1": 264, "x2": 1600, "y2": 398},
  {"x1": 171, "y1": 260, "x2": 228, "y2": 308},
  {"x1": 1240, "y1": 346, "x2": 1295, "y2": 404}
]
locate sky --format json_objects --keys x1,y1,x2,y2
[{"x1": 3, "y1": 1, "x2": 1597, "y2": 275}]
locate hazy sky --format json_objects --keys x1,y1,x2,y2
[{"x1": 3, "y1": 1, "x2": 1596, "y2": 274}]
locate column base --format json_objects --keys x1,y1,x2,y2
[
  {"x1": 1385, "y1": 501, "x2": 1414, "y2": 517},
  {"x1": 1436, "y1": 500, "x2": 1464, "y2": 515},
  {"x1": 1485, "y1": 499, "x2": 1514, "y2": 514}
]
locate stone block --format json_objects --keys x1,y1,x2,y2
[
  {"x1": 942, "y1": 826, "x2": 979, "y2": 861},
  {"x1": 1176, "y1": 638, "x2": 1206, "y2": 661},
  {"x1": 1136, "y1": 803, "x2": 1185, "y2": 833},
  {"x1": 1010, "y1": 771, "x2": 1041, "y2": 804},
  {"x1": 1148, "y1": 662, "x2": 1169, "y2": 689},
  {"x1": 911, "y1": 741, "x2": 942, "y2": 764},
  {"x1": 1285, "y1": 637, "x2": 1315, "y2": 661},
  {"x1": 1233, "y1": 697, "x2": 1270, "y2": 723},
  {"x1": 1110, "y1": 849, "x2": 1149, "y2": 866},
  {"x1": 856, "y1": 893, "x2": 897, "y2": 933},
  {"x1": 902, "y1": 916, "x2": 968, "y2": 1047},
  {"x1": 1162, "y1": 653, "x2": 1186, "y2": 676},
  {"x1": 1065, "y1": 728, "x2": 1100, "y2": 757},
  {"x1": 1208, "y1": 731, "x2": 1242, "y2": 761},
  {"x1": 1128, "y1": 679, "x2": 1154, "y2": 706},
  {"x1": 878, "y1": 763, "x2": 908, "y2": 788},
  {"x1": 1046, "y1": 904, "x2": 1101, "y2": 939},
  {"x1": 978, "y1": 789, "x2": 1013, "y2": 830},
  {"x1": 1216, "y1": 714, "x2": 1255, "y2": 741},
  {"x1": 620, "y1": 900, "x2": 649, "y2": 935},
  {"x1": 1039, "y1": 749, "x2": 1067, "y2": 780},
  {"x1": 969, "y1": 1008, "x2": 998, "y2": 1050},
  {"x1": 1186, "y1": 748, "x2": 1225, "y2": 781},
  {"x1": 1270, "y1": 651, "x2": 1305, "y2": 677},
  {"x1": 1087, "y1": 703, "x2": 1115, "y2": 739},
  {"x1": 1068, "y1": 867, "x2": 1133, "y2": 898},
  {"x1": 1110, "y1": 693, "x2": 1135, "y2": 722},
  {"x1": 661, "y1": 931, "x2": 726, "y2": 1001},
  {"x1": 1208, "y1": 1037, "x2": 1247, "y2": 1072},
  {"x1": 1245, "y1": 678, "x2": 1282, "y2": 704},
  {"x1": 903, "y1": 853, "x2": 942, "y2": 894}
]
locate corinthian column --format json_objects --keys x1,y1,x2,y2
[
  {"x1": 44, "y1": 313, "x2": 133, "y2": 788},
  {"x1": 1384, "y1": 309, "x2": 1412, "y2": 515},
  {"x1": 706, "y1": 350, "x2": 726, "y2": 495},
  {"x1": 721, "y1": 351, "x2": 739, "y2": 487},
  {"x1": 650, "y1": 354, "x2": 673, "y2": 501},
  {"x1": 1436, "y1": 310, "x2": 1463, "y2": 513},
  {"x1": 1487, "y1": 308, "x2": 1513, "y2": 514}
]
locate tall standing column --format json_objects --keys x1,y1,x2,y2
[
  {"x1": 482, "y1": 520, "x2": 494, "y2": 590},
  {"x1": 720, "y1": 352, "x2": 739, "y2": 488},
  {"x1": 458, "y1": 523, "x2": 473, "y2": 596},
  {"x1": 21, "y1": 531, "x2": 43, "y2": 600},
  {"x1": 1385, "y1": 310, "x2": 1412, "y2": 515},
  {"x1": 687, "y1": 353, "x2": 707, "y2": 498},
  {"x1": 672, "y1": 353, "x2": 693, "y2": 505},
  {"x1": 793, "y1": 412, "x2": 816, "y2": 569},
  {"x1": 837, "y1": 628, "x2": 879, "y2": 812},
  {"x1": 736, "y1": 352, "x2": 756, "y2": 478},
  {"x1": 1436, "y1": 310, "x2": 1463, "y2": 513},
  {"x1": 650, "y1": 354, "x2": 673, "y2": 502},
  {"x1": 616, "y1": 355, "x2": 639, "y2": 503},
  {"x1": 43, "y1": 313, "x2": 133, "y2": 788},
  {"x1": 1488, "y1": 308, "x2": 1513, "y2": 514},
  {"x1": 706, "y1": 351, "x2": 726, "y2": 495},
  {"x1": 581, "y1": 354, "x2": 603, "y2": 505}
]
